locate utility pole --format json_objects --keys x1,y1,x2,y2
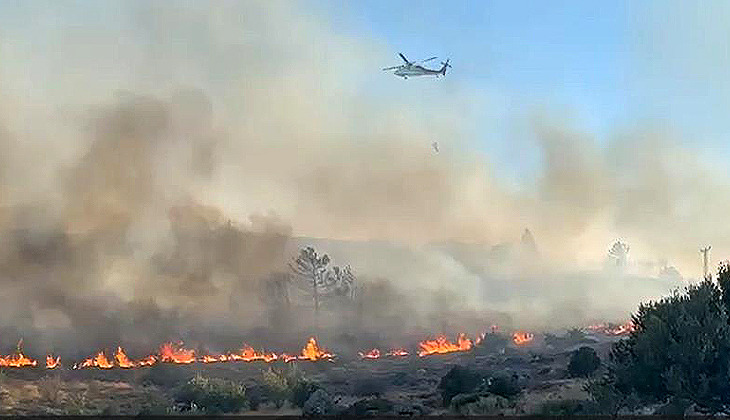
[{"x1": 700, "y1": 246, "x2": 712, "y2": 280}]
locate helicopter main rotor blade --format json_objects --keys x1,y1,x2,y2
[
  {"x1": 420, "y1": 56, "x2": 438, "y2": 63},
  {"x1": 398, "y1": 53, "x2": 411, "y2": 65}
]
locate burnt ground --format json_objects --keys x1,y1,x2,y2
[{"x1": 0, "y1": 334, "x2": 620, "y2": 416}]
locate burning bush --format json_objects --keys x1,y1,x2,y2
[
  {"x1": 567, "y1": 346, "x2": 601, "y2": 377},
  {"x1": 175, "y1": 374, "x2": 247, "y2": 414},
  {"x1": 590, "y1": 269, "x2": 730, "y2": 414}
]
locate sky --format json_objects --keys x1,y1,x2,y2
[
  {"x1": 2, "y1": 1, "x2": 730, "y2": 278},
  {"x1": 314, "y1": 0, "x2": 730, "y2": 181},
  {"x1": 2, "y1": 0, "x2": 729, "y2": 178}
]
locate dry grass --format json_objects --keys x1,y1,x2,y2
[{"x1": 37, "y1": 374, "x2": 62, "y2": 404}]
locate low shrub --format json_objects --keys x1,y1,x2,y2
[
  {"x1": 261, "y1": 364, "x2": 319, "y2": 408},
  {"x1": 486, "y1": 373, "x2": 521, "y2": 398},
  {"x1": 352, "y1": 377, "x2": 383, "y2": 397},
  {"x1": 175, "y1": 374, "x2": 247, "y2": 414},
  {"x1": 538, "y1": 399, "x2": 597, "y2": 415},
  {"x1": 37, "y1": 375, "x2": 62, "y2": 404},
  {"x1": 568, "y1": 346, "x2": 601, "y2": 377},
  {"x1": 438, "y1": 365, "x2": 484, "y2": 406}
]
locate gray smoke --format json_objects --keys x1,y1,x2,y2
[{"x1": 0, "y1": 1, "x2": 725, "y2": 354}]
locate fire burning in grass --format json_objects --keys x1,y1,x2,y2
[
  {"x1": 512, "y1": 332, "x2": 535, "y2": 346},
  {"x1": 584, "y1": 320, "x2": 636, "y2": 336},
  {"x1": 0, "y1": 340, "x2": 38, "y2": 368},
  {"x1": 159, "y1": 342, "x2": 196, "y2": 364},
  {"x1": 385, "y1": 348, "x2": 409, "y2": 357},
  {"x1": 70, "y1": 337, "x2": 333, "y2": 369},
  {"x1": 417, "y1": 333, "x2": 473, "y2": 357},
  {"x1": 298, "y1": 337, "x2": 334, "y2": 361},
  {"x1": 46, "y1": 355, "x2": 60, "y2": 369},
  {"x1": 358, "y1": 348, "x2": 381, "y2": 359},
  {"x1": 0, "y1": 322, "x2": 633, "y2": 369},
  {"x1": 357, "y1": 348, "x2": 410, "y2": 359},
  {"x1": 0, "y1": 351, "x2": 38, "y2": 368}
]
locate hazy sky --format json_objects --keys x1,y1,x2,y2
[
  {"x1": 2, "y1": 1, "x2": 729, "y2": 179},
  {"x1": 2, "y1": 0, "x2": 730, "y2": 280},
  {"x1": 319, "y1": 0, "x2": 730, "y2": 180}
]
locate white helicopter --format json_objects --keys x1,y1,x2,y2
[{"x1": 382, "y1": 53, "x2": 451, "y2": 79}]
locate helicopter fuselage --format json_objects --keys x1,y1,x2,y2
[{"x1": 394, "y1": 65, "x2": 442, "y2": 78}]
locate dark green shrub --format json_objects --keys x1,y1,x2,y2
[
  {"x1": 486, "y1": 373, "x2": 521, "y2": 398},
  {"x1": 438, "y1": 365, "x2": 483, "y2": 406},
  {"x1": 538, "y1": 399, "x2": 597, "y2": 415},
  {"x1": 342, "y1": 397, "x2": 394, "y2": 416},
  {"x1": 474, "y1": 333, "x2": 508, "y2": 354},
  {"x1": 568, "y1": 346, "x2": 601, "y2": 377},
  {"x1": 589, "y1": 277, "x2": 730, "y2": 414},
  {"x1": 352, "y1": 376, "x2": 383, "y2": 396},
  {"x1": 141, "y1": 363, "x2": 191, "y2": 388},
  {"x1": 175, "y1": 374, "x2": 247, "y2": 414},
  {"x1": 290, "y1": 377, "x2": 320, "y2": 408},
  {"x1": 261, "y1": 365, "x2": 319, "y2": 408}
]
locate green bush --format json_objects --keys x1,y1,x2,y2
[
  {"x1": 175, "y1": 374, "x2": 247, "y2": 414},
  {"x1": 141, "y1": 362, "x2": 191, "y2": 388},
  {"x1": 438, "y1": 365, "x2": 484, "y2": 406},
  {"x1": 568, "y1": 346, "x2": 601, "y2": 377},
  {"x1": 261, "y1": 365, "x2": 319, "y2": 408},
  {"x1": 453, "y1": 394, "x2": 513, "y2": 415},
  {"x1": 352, "y1": 377, "x2": 383, "y2": 397},
  {"x1": 589, "y1": 273, "x2": 730, "y2": 414},
  {"x1": 486, "y1": 373, "x2": 521, "y2": 398},
  {"x1": 474, "y1": 333, "x2": 508, "y2": 354},
  {"x1": 538, "y1": 399, "x2": 597, "y2": 415}
]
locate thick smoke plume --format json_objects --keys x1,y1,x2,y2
[{"x1": 0, "y1": 1, "x2": 726, "y2": 354}]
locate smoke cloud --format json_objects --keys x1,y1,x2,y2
[{"x1": 0, "y1": 1, "x2": 726, "y2": 353}]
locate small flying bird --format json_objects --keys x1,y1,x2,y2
[{"x1": 432, "y1": 142, "x2": 439, "y2": 153}]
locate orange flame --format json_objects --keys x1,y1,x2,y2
[
  {"x1": 78, "y1": 351, "x2": 114, "y2": 369},
  {"x1": 137, "y1": 354, "x2": 158, "y2": 367},
  {"x1": 512, "y1": 332, "x2": 534, "y2": 346},
  {"x1": 298, "y1": 337, "x2": 333, "y2": 361},
  {"x1": 0, "y1": 340, "x2": 38, "y2": 368},
  {"x1": 358, "y1": 348, "x2": 381, "y2": 359},
  {"x1": 159, "y1": 342, "x2": 195, "y2": 364},
  {"x1": 115, "y1": 347, "x2": 136, "y2": 368},
  {"x1": 201, "y1": 354, "x2": 228, "y2": 363},
  {"x1": 46, "y1": 355, "x2": 60, "y2": 369},
  {"x1": 0, "y1": 352, "x2": 38, "y2": 367},
  {"x1": 385, "y1": 348, "x2": 409, "y2": 357},
  {"x1": 281, "y1": 353, "x2": 298, "y2": 363},
  {"x1": 607, "y1": 320, "x2": 635, "y2": 336},
  {"x1": 584, "y1": 320, "x2": 635, "y2": 336},
  {"x1": 418, "y1": 333, "x2": 473, "y2": 357},
  {"x1": 228, "y1": 345, "x2": 278, "y2": 363}
]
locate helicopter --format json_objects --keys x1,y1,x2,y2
[{"x1": 382, "y1": 53, "x2": 451, "y2": 79}]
